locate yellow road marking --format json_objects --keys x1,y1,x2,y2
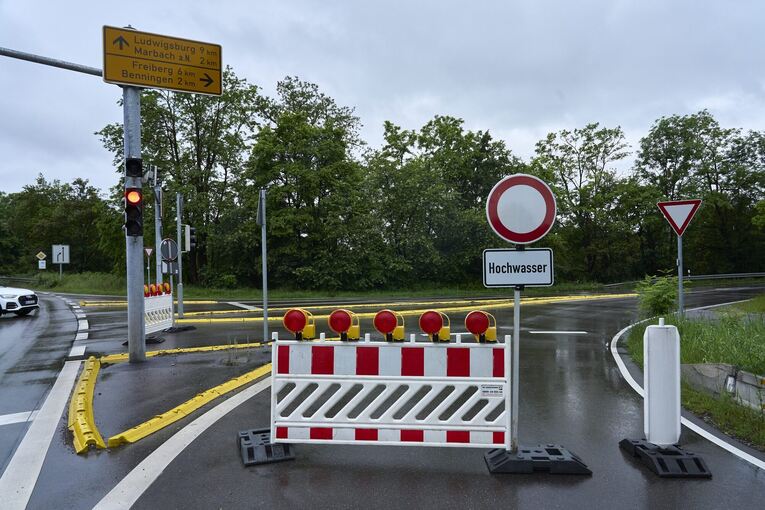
[
  {"x1": 100, "y1": 342, "x2": 267, "y2": 364},
  {"x1": 80, "y1": 300, "x2": 218, "y2": 307},
  {"x1": 175, "y1": 293, "x2": 636, "y2": 324},
  {"x1": 107, "y1": 363, "x2": 272, "y2": 448},
  {"x1": 68, "y1": 357, "x2": 106, "y2": 454}
]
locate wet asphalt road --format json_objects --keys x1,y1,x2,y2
[
  {"x1": 0, "y1": 294, "x2": 76, "y2": 476},
  {"x1": 3, "y1": 286, "x2": 765, "y2": 509}
]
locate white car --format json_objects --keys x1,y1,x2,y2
[{"x1": 0, "y1": 286, "x2": 39, "y2": 316}]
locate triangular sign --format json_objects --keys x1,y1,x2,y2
[
  {"x1": 145, "y1": 247, "x2": 154, "y2": 257},
  {"x1": 657, "y1": 199, "x2": 702, "y2": 236}
]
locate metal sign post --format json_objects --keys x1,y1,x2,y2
[
  {"x1": 657, "y1": 199, "x2": 702, "y2": 318},
  {"x1": 257, "y1": 188, "x2": 268, "y2": 344},
  {"x1": 482, "y1": 174, "x2": 590, "y2": 475},
  {"x1": 153, "y1": 166, "x2": 163, "y2": 285}
]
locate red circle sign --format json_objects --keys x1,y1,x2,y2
[
  {"x1": 419, "y1": 311, "x2": 443, "y2": 335},
  {"x1": 374, "y1": 310, "x2": 398, "y2": 335},
  {"x1": 465, "y1": 311, "x2": 490, "y2": 335},
  {"x1": 329, "y1": 309, "x2": 353, "y2": 333},
  {"x1": 486, "y1": 174, "x2": 556, "y2": 244},
  {"x1": 283, "y1": 309, "x2": 307, "y2": 333}
]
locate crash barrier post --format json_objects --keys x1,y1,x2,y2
[
  {"x1": 619, "y1": 318, "x2": 711, "y2": 478},
  {"x1": 144, "y1": 284, "x2": 173, "y2": 335}
]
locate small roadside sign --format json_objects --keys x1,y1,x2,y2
[
  {"x1": 483, "y1": 248, "x2": 554, "y2": 287},
  {"x1": 486, "y1": 174, "x2": 557, "y2": 245},
  {"x1": 161, "y1": 261, "x2": 179, "y2": 275},
  {"x1": 52, "y1": 245, "x2": 70, "y2": 264},
  {"x1": 145, "y1": 247, "x2": 154, "y2": 258},
  {"x1": 657, "y1": 199, "x2": 702, "y2": 236},
  {"x1": 103, "y1": 26, "x2": 222, "y2": 96},
  {"x1": 38, "y1": 260, "x2": 46, "y2": 270},
  {"x1": 36, "y1": 251, "x2": 46, "y2": 261},
  {"x1": 160, "y1": 238, "x2": 178, "y2": 261}
]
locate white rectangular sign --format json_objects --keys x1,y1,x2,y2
[
  {"x1": 51, "y1": 244, "x2": 70, "y2": 264},
  {"x1": 38, "y1": 260, "x2": 46, "y2": 270},
  {"x1": 483, "y1": 248, "x2": 553, "y2": 287}
]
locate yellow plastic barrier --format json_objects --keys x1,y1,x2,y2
[{"x1": 68, "y1": 356, "x2": 106, "y2": 454}]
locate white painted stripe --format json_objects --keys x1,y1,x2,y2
[
  {"x1": 379, "y1": 429, "x2": 398, "y2": 441},
  {"x1": 78, "y1": 319, "x2": 89, "y2": 331},
  {"x1": 424, "y1": 347, "x2": 446, "y2": 377},
  {"x1": 610, "y1": 301, "x2": 765, "y2": 471},
  {"x1": 227, "y1": 301, "x2": 260, "y2": 311},
  {"x1": 289, "y1": 427, "x2": 309, "y2": 440},
  {"x1": 424, "y1": 429, "x2": 444, "y2": 443},
  {"x1": 529, "y1": 330, "x2": 588, "y2": 335},
  {"x1": 0, "y1": 361, "x2": 81, "y2": 509},
  {"x1": 75, "y1": 313, "x2": 86, "y2": 319},
  {"x1": 334, "y1": 427, "x2": 354, "y2": 440},
  {"x1": 94, "y1": 377, "x2": 272, "y2": 510},
  {"x1": 289, "y1": 344, "x2": 311, "y2": 375},
  {"x1": 75, "y1": 332, "x2": 88, "y2": 341},
  {"x1": 0, "y1": 411, "x2": 38, "y2": 427},
  {"x1": 68, "y1": 345, "x2": 87, "y2": 358}
]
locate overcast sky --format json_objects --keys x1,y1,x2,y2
[{"x1": 2, "y1": 0, "x2": 764, "y2": 194}]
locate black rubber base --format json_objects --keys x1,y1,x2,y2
[
  {"x1": 239, "y1": 428, "x2": 295, "y2": 466},
  {"x1": 485, "y1": 444, "x2": 592, "y2": 475},
  {"x1": 619, "y1": 439, "x2": 712, "y2": 478},
  {"x1": 163, "y1": 325, "x2": 197, "y2": 333}
]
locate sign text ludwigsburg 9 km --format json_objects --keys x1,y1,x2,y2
[{"x1": 103, "y1": 26, "x2": 222, "y2": 96}]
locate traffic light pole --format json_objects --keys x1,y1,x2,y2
[
  {"x1": 176, "y1": 193, "x2": 184, "y2": 318},
  {"x1": 124, "y1": 86, "x2": 146, "y2": 363}
]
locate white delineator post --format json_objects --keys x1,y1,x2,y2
[{"x1": 644, "y1": 318, "x2": 681, "y2": 447}]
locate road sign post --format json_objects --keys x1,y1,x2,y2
[
  {"x1": 482, "y1": 174, "x2": 590, "y2": 475},
  {"x1": 176, "y1": 193, "x2": 184, "y2": 318},
  {"x1": 153, "y1": 166, "x2": 163, "y2": 286},
  {"x1": 657, "y1": 199, "x2": 702, "y2": 317},
  {"x1": 257, "y1": 188, "x2": 268, "y2": 345}
]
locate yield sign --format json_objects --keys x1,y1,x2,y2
[
  {"x1": 657, "y1": 199, "x2": 702, "y2": 236},
  {"x1": 144, "y1": 247, "x2": 154, "y2": 258}
]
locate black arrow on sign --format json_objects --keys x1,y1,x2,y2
[
  {"x1": 113, "y1": 35, "x2": 129, "y2": 50},
  {"x1": 201, "y1": 73, "x2": 214, "y2": 87}
]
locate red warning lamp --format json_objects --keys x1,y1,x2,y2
[
  {"x1": 419, "y1": 310, "x2": 450, "y2": 342},
  {"x1": 143, "y1": 284, "x2": 150, "y2": 297},
  {"x1": 149, "y1": 283, "x2": 157, "y2": 296},
  {"x1": 465, "y1": 310, "x2": 497, "y2": 343},
  {"x1": 328, "y1": 309, "x2": 360, "y2": 341},
  {"x1": 163, "y1": 282, "x2": 171, "y2": 294},
  {"x1": 374, "y1": 309, "x2": 405, "y2": 342},
  {"x1": 283, "y1": 308, "x2": 315, "y2": 340}
]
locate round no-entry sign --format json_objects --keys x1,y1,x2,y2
[{"x1": 486, "y1": 174, "x2": 556, "y2": 244}]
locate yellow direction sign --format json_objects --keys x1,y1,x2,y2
[
  {"x1": 103, "y1": 26, "x2": 222, "y2": 96},
  {"x1": 36, "y1": 251, "x2": 46, "y2": 261}
]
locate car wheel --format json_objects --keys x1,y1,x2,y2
[{"x1": 14, "y1": 309, "x2": 32, "y2": 317}]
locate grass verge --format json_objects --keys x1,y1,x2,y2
[{"x1": 626, "y1": 305, "x2": 765, "y2": 450}]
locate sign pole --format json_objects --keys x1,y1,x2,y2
[
  {"x1": 258, "y1": 189, "x2": 269, "y2": 344},
  {"x1": 124, "y1": 85, "x2": 146, "y2": 363},
  {"x1": 154, "y1": 166, "x2": 163, "y2": 285},
  {"x1": 511, "y1": 246, "x2": 524, "y2": 453},
  {"x1": 677, "y1": 234, "x2": 684, "y2": 317},
  {"x1": 147, "y1": 255, "x2": 151, "y2": 284},
  {"x1": 176, "y1": 193, "x2": 184, "y2": 318}
]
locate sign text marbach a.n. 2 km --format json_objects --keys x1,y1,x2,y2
[{"x1": 103, "y1": 26, "x2": 222, "y2": 96}]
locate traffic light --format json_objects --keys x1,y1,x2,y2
[
  {"x1": 184, "y1": 224, "x2": 197, "y2": 252},
  {"x1": 124, "y1": 188, "x2": 143, "y2": 237}
]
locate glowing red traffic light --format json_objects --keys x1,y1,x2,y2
[
  {"x1": 126, "y1": 189, "x2": 142, "y2": 204},
  {"x1": 419, "y1": 310, "x2": 443, "y2": 335},
  {"x1": 374, "y1": 310, "x2": 398, "y2": 335},
  {"x1": 329, "y1": 309, "x2": 353, "y2": 334},
  {"x1": 283, "y1": 309, "x2": 307, "y2": 333},
  {"x1": 465, "y1": 311, "x2": 490, "y2": 335}
]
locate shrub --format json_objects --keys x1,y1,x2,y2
[{"x1": 636, "y1": 275, "x2": 677, "y2": 317}]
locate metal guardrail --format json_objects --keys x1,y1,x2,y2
[{"x1": 603, "y1": 272, "x2": 765, "y2": 288}]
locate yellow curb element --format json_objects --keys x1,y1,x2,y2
[
  {"x1": 79, "y1": 300, "x2": 218, "y2": 307},
  {"x1": 99, "y1": 342, "x2": 267, "y2": 364},
  {"x1": 68, "y1": 356, "x2": 106, "y2": 454},
  {"x1": 175, "y1": 293, "x2": 637, "y2": 324},
  {"x1": 106, "y1": 363, "x2": 272, "y2": 448}
]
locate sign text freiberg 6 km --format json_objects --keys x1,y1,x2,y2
[{"x1": 103, "y1": 26, "x2": 222, "y2": 96}]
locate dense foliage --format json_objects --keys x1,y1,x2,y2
[{"x1": 2, "y1": 70, "x2": 764, "y2": 289}]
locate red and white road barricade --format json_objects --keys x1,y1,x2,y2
[
  {"x1": 144, "y1": 283, "x2": 173, "y2": 335},
  {"x1": 270, "y1": 338, "x2": 511, "y2": 448}
]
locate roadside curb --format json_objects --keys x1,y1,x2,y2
[
  {"x1": 67, "y1": 357, "x2": 106, "y2": 453},
  {"x1": 609, "y1": 301, "x2": 765, "y2": 471}
]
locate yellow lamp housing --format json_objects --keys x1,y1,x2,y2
[
  {"x1": 437, "y1": 312, "x2": 451, "y2": 343},
  {"x1": 484, "y1": 313, "x2": 497, "y2": 343}
]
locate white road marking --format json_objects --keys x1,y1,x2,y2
[
  {"x1": 227, "y1": 301, "x2": 260, "y2": 311},
  {"x1": 609, "y1": 301, "x2": 765, "y2": 471},
  {"x1": 94, "y1": 377, "x2": 272, "y2": 510},
  {"x1": 0, "y1": 361, "x2": 82, "y2": 509},
  {"x1": 0, "y1": 411, "x2": 38, "y2": 427},
  {"x1": 529, "y1": 330, "x2": 588, "y2": 335},
  {"x1": 75, "y1": 332, "x2": 88, "y2": 341},
  {"x1": 77, "y1": 319, "x2": 89, "y2": 331},
  {"x1": 68, "y1": 345, "x2": 87, "y2": 358}
]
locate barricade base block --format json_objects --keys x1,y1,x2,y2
[
  {"x1": 619, "y1": 439, "x2": 711, "y2": 478},
  {"x1": 239, "y1": 428, "x2": 295, "y2": 466},
  {"x1": 484, "y1": 444, "x2": 592, "y2": 475}
]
